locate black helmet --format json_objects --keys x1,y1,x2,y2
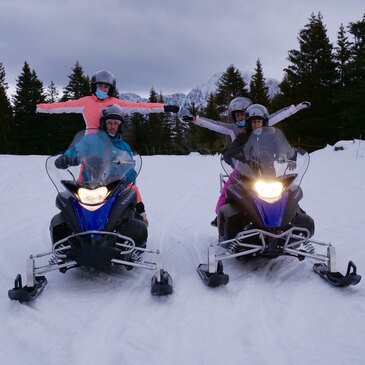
[
  {"x1": 245, "y1": 104, "x2": 269, "y2": 125},
  {"x1": 91, "y1": 70, "x2": 116, "y2": 96},
  {"x1": 228, "y1": 97, "x2": 253, "y2": 122},
  {"x1": 99, "y1": 104, "x2": 125, "y2": 135}
]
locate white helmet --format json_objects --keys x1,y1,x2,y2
[{"x1": 228, "y1": 97, "x2": 253, "y2": 123}]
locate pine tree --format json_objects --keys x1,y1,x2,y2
[
  {"x1": 278, "y1": 13, "x2": 338, "y2": 147},
  {"x1": 334, "y1": 24, "x2": 352, "y2": 87},
  {"x1": 46, "y1": 81, "x2": 60, "y2": 103},
  {"x1": 339, "y1": 14, "x2": 365, "y2": 139},
  {"x1": 61, "y1": 61, "x2": 90, "y2": 101},
  {"x1": 12, "y1": 62, "x2": 47, "y2": 153},
  {"x1": 0, "y1": 62, "x2": 13, "y2": 153},
  {"x1": 12, "y1": 61, "x2": 45, "y2": 115},
  {"x1": 249, "y1": 58, "x2": 270, "y2": 106},
  {"x1": 189, "y1": 93, "x2": 223, "y2": 153},
  {"x1": 215, "y1": 65, "x2": 249, "y2": 114}
]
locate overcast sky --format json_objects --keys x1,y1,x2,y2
[{"x1": 1, "y1": 0, "x2": 364, "y2": 97}]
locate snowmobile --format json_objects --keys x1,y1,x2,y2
[
  {"x1": 198, "y1": 126, "x2": 361, "y2": 288},
  {"x1": 9, "y1": 129, "x2": 173, "y2": 303}
]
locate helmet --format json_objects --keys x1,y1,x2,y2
[
  {"x1": 99, "y1": 104, "x2": 125, "y2": 135},
  {"x1": 91, "y1": 70, "x2": 116, "y2": 96},
  {"x1": 228, "y1": 97, "x2": 253, "y2": 122},
  {"x1": 245, "y1": 104, "x2": 269, "y2": 125}
]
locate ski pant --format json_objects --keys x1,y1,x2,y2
[
  {"x1": 128, "y1": 184, "x2": 142, "y2": 203},
  {"x1": 215, "y1": 169, "x2": 238, "y2": 215}
]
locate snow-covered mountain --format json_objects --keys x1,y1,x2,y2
[{"x1": 120, "y1": 70, "x2": 280, "y2": 115}]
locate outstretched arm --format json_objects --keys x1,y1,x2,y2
[
  {"x1": 36, "y1": 98, "x2": 87, "y2": 115},
  {"x1": 268, "y1": 101, "x2": 311, "y2": 126},
  {"x1": 181, "y1": 115, "x2": 237, "y2": 141}
]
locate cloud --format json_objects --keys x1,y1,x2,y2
[{"x1": 1, "y1": 0, "x2": 364, "y2": 97}]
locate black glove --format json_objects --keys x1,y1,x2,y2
[
  {"x1": 164, "y1": 105, "x2": 179, "y2": 113},
  {"x1": 54, "y1": 155, "x2": 79, "y2": 169},
  {"x1": 222, "y1": 149, "x2": 234, "y2": 167},
  {"x1": 182, "y1": 115, "x2": 194, "y2": 122}
]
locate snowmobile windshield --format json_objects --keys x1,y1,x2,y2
[
  {"x1": 228, "y1": 126, "x2": 309, "y2": 187},
  {"x1": 46, "y1": 129, "x2": 142, "y2": 194}
]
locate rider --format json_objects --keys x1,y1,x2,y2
[
  {"x1": 55, "y1": 104, "x2": 149, "y2": 226},
  {"x1": 214, "y1": 104, "x2": 271, "y2": 225},
  {"x1": 37, "y1": 70, "x2": 179, "y2": 129},
  {"x1": 182, "y1": 97, "x2": 310, "y2": 142}
]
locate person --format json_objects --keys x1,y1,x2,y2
[
  {"x1": 55, "y1": 104, "x2": 149, "y2": 226},
  {"x1": 182, "y1": 98, "x2": 310, "y2": 142},
  {"x1": 215, "y1": 104, "x2": 282, "y2": 225},
  {"x1": 37, "y1": 70, "x2": 179, "y2": 129},
  {"x1": 183, "y1": 98, "x2": 310, "y2": 226}
]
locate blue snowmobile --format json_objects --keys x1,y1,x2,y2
[
  {"x1": 9, "y1": 129, "x2": 172, "y2": 303},
  {"x1": 198, "y1": 126, "x2": 361, "y2": 288}
]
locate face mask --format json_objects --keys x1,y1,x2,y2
[
  {"x1": 235, "y1": 120, "x2": 246, "y2": 127},
  {"x1": 253, "y1": 128, "x2": 262, "y2": 136},
  {"x1": 95, "y1": 89, "x2": 109, "y2": 100}
]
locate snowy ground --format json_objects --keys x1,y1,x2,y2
[{"x1": 1, "y1": 140, "x2": 365, "y2": 365}]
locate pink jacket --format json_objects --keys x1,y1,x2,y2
[{"x1": 37, "y1": 95, "x2": 165, "y2": 129}]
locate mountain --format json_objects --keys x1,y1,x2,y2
[{"x1": 120, "y1": 71, "x2": 280, "y2": 115}]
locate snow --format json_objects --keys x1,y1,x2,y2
[{"x1": 1, "y1": 139, "x2": 365, "y2": 365}]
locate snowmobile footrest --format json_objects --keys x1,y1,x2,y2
[
  {"x1": 313, "y1": 261, "x2": 361, "y2": 287},
  {"x1": 197, "y1": 263, "x2": 229, "y2": 287},
  {"x1": 8, "y1": 274, "x2": 47, "y2": 303},
  {"x1": 151, "y1": 270, "x2": 173, "y2": 296}
]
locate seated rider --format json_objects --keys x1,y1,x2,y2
[{"x1": 55, "y1": 104, "x2": 149, "y2": 227}]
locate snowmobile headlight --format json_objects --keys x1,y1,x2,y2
[
  {"x1": 77, "y1": 186, "x2": 109, "y2": 205},
  {"x1": 254, "y1": 180, "x2": 283, "y2": 200}
]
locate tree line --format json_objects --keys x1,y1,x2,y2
[{"x1": 0, "y1": 12, "x2": 364, "y2": 155}]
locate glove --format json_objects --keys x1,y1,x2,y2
[
  {"x1": 55, "y1": 155, "x2": 71, "y2": 169},
  {"x1": 287, "y1": 160, "x2": 297, "y2": 171},
  {"x1": 54, "y1": 155, "x2": 79, "y2": 169},
  {"x1": 299, "y1": 101, "x2": 311, "y2": 109},
  {"x1": 222, "y1": 149, "x2": 234, "y2": 167},
  {"x1": 182, "y1": 115, "x2": 194, "y2": 122},
  {"x1": 164, "y1": 105, "x2": 179, "y2": 113}
]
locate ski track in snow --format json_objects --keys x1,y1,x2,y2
[{"x1": 1, "y1": 146, "x2": 365, "y2": 365}]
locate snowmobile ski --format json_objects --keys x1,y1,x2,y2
[
  {"x1": 197, "y1": 260, "x2": 229, "y2": 287},
  {"x1": 151, "y1": 269, "x2": 173, "y2": 296},
  {"x1": 8, "y1": 274, "x2": 47, "y2": 303},
  {"x1": 313, "y1": 261, "x2": 361, "y2": 287}
]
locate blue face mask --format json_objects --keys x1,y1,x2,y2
[
  {"x1": 95, "y1": 89, "x2": 109, "y2": 100},
  {"x1": 235, "y1": 120, "x2": 246, "y2": 127}
]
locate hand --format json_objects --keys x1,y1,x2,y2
[
  {"x1": 55, "y1": 155, "x2": 71, "y2": 169},
  {"x1": 287, "y1": 160, "x2": 297, "y2": 171},
  {"x1": 301, "y1": 101, "x2": 311, "y2": 108},
  {"x1": 164, "y1": 105, "x2": 179, "y2": 113},
  {"x1": 182, "y1": 115, "x2": 194, "y2": 122},
  {"x1": 54, "y1": 155, "x2": 79, "y2": 169}
]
